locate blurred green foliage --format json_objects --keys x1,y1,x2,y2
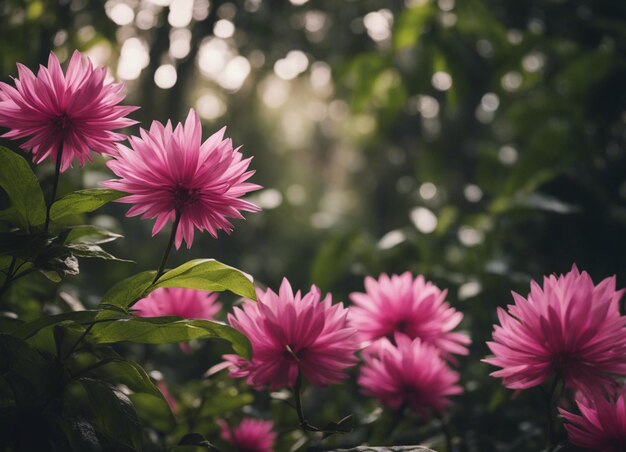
[{"x1": 2, "y1": 0, "x2": 626, "y2": 450}]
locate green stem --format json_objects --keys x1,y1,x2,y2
[
  {"x1": 291, "y1": 371, "x2": 353, "y2": 436},
  {"x1": 152, "y1": 210, "x2": 181, "y2": 284},
  {"x1": 437, "y1": 414, "x2": 454, "y2": 452},
  {"x1": 0, "y1": 256, "x2": 17, "y2": 300},
  {"x1": 293, "y1": 371, "x2": 313, "y2": 431},
  {"x1": 70, "y1": 358, "x2": 116, "y2": 381},
  {"x1": 44, "y1": 144, "x2": 64, "y2": 234},
  {"x1": 545, "y1": 376, "x2": 560, "y2": 451},
  {"x1": 63, "y1": 323, "x2": 96, "y2": 361}
]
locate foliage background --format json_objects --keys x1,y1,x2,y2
[{"x1": 2, "y1": 0, "x2": 626, "y2": 450}]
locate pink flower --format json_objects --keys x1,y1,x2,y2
[
  {"x1": 133, "y1": 287, "x2": 221, "y2": 320},
  {"x1": 103, "y1": 109, "x2": 260, "y2": 249},
  {"x1": 0, "y1": 51, "x2": 137, "y2": 172},
  {"x1": 559, "y1": 392, "x2": 626, "y2": 451},
  {"x1": 358, "y1": 334, "x2": 462, "y2": 417},
  {"x1": 484, "y1": 265, "x2": 626, "y2": 394},
  {"x1": 219, "y1": 278, "x2": 359, "y2": 389},
  {"x1": 349, "y1": 272, "x2": 470, "y2": 360},
  {"x1": 219, "y1": 418, "x2": 276, "y2": 452}
]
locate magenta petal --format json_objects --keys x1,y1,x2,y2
[
  {"x1": 102, "y1": 108, "x2": 261, "y2": 248},
  {"x1": 0, "y1": 51, "x2": 137, "y2": 172}
]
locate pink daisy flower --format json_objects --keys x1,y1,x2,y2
[
  {"x1": 349, "y1": 272, "x2": 470, "y2": 360},
  {"x1": 103, "y1": 109, "x2": 261, "y2": 249},
  {"x1": 0, "y1": 50, "x2": 137, "y2": 172},
  {"x1": 484, "y1": 265, "x2": 626, "y2": 394},
  {"x1": 219, "y1": 418, "x2": 276, "y2": 452},
  {"x1": 132, "y1": 287, "x2": 221, "y2": 320},
  {"x1": 358, "y1": 334, "x2": 462, "y2": 417},
  {"x1": 559, "y1": 391, "x2": 626, "y2": 451},
  {"x1": 218, "y1": 278, "x2": 359, "y2": 389}
]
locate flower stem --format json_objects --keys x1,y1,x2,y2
[
  {"x1": 436, "y1": 413, "x2": 454, "y2": 452},
  {"x1": 0, "y1": 256, "x2": 17, "y2": 301},
  {"x1": 545, "y1": 376, "x2": 560, "y2": 451},
  {"x1": 292, "y1": 371, "x2": 323, "y2": 433},
  {"x1": 44, "y1": 144, "x2": 64, "y2": 234},
  {"x1": 293, "y1": 371, "x2": 313, "y2": 430},
  {"x1": 152, "y1": 210, "x2": 181, "y2": 284}
]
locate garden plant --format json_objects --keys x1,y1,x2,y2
[{"x1": 1, "y1": 0, "x2": 626, "y2": 451}]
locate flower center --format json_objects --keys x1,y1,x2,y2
[
  {"x1": 171, "y1": 184, "x2": 199, "y2": 211},
  {"x1": 284, "y1": 344, "x2": 302, "y2": 362},
  {"x1": 395, "y1": 320, "x2": 408, "y2": 333},
  {"x1": 52, "y1": 113, "x2": 73, "y2": 137},
  {"x1": 552, "y1": 353, "x2": 576, "y2": 374}
]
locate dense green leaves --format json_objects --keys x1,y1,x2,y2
[
  {"x1": 0, "y1": 147, "x2": 46, "y2": 229},
  {"x1": 50, "y1": 189, "x2": 124, "y2": 222}
]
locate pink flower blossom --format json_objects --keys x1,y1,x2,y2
[
  {"x1": 0, "y1": 51, "x2": 137, "y2": 172},
  {"x1": 349, "y1": 272, "x2": 470, "y2": 360},
  {"x1": 219, "y1": 278, "x2": 359, "y2": 389},
  {"x1": 484, "y1": 265, "x2": 626, "y2": 394},
  {"x1": 133, "y1": 287, "x2": 221, "y2": 320},
  {"x1": 103, "y1": 109, "x2": 260, "y2": 249},
  {"x1": 559, "y1": 391, "x2": 626, "y2": 451},
  {"x1": 219, "y1": 418, "x2": 276, "y2": 452},
  {"x1": 358, "y1": 334, "x2": 462, "y2": 417}
]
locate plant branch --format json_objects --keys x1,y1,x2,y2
[
  {"x1": 44, "y1": 143, "x2": 64, "y2": 234},
  {"x1": 153, "y1": 210, "x2": 181, "y2": 284},
  {"x1": 293, "y1": 371, "x2": 315, "y2": 431},
  {"x1": 70, "y1": 358, "x2": 117, "y2": 381},
  {"x1": 0, "y1": 256, "x2": 17, "y2": 300},
  {"x1": 63, "y1": 323, "x2": 96, "y2": 361},
  {"x1": 544, "y1": 375, "x2": 561, "y2": 451},
  {"x1": 436, "y1": 414, "x2": 454, "y2": 452}
]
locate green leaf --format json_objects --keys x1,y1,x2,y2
[
  {"x1": 50, "y1": 189, "x2": 124, "y2": 222},
  {"x1": 65, "y1": 225, "x2": 123, "y2": 245},
  {"x1": 0, "y1": 147, "x2": 46, "y2": 229},
  {"x1": 392, "y1": 2, "x2": 436, "y2": 51},
  {"x1": 40, "y1": 270, "x2": 62, "y2": 282},
  {"x1": 91, "y1": 317, "x2": 252, "y2": 359},
  {"x1": 98, "y1": 271, "x2": 156, "y2": 309},
  {"x1": 87, "y1": 359, "x2": 163, "y2": 399},
  {"x1": 490, "y1": 192, "x2": 581, "y2": 215},
  {"x1": 71, "y1": 356, "x2": 176, "y2": 431},
  {"x1": 53, "y1": 322, "x2": 87, "y2": 358},
  {"x1": 0, "y1": 316, "x2": 23, "y2": 334},
  {"x1": 65, "y1": 243, "x2": 132, "y2": 262},
  {"x1": 155, "y1": 259, "x2": 256, "y2": 301},
  {"x1": 199, "y1": 391, "x2": 253, "y2": 417},
  {"x1": 0, "y1": 207, "x2": 20, "y2": 225},
  {"x1": 13, "y1": 311, "x2": 98, "y2": 340},
  {"x1": 98, "y1": 259, "x2": 255, "y2": 311},
  {"x1": 129, "y1": 392, "x2": 176, "y2": 433},
  {"x1": 0, "y1": 334, "x2": 57, "y2": 406},
  {"x1": 0, "y1": 231, "x2": 48, "y2": 258},
  {"x1": 53, "y1": 417, "x2": 101, "y2": 452},
  {"x1": 177, "y1": 433, "x2": 214, "y2": 448},
  {"x1": 79, "y1": 379, "x2": 143, "y2": 451}
]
